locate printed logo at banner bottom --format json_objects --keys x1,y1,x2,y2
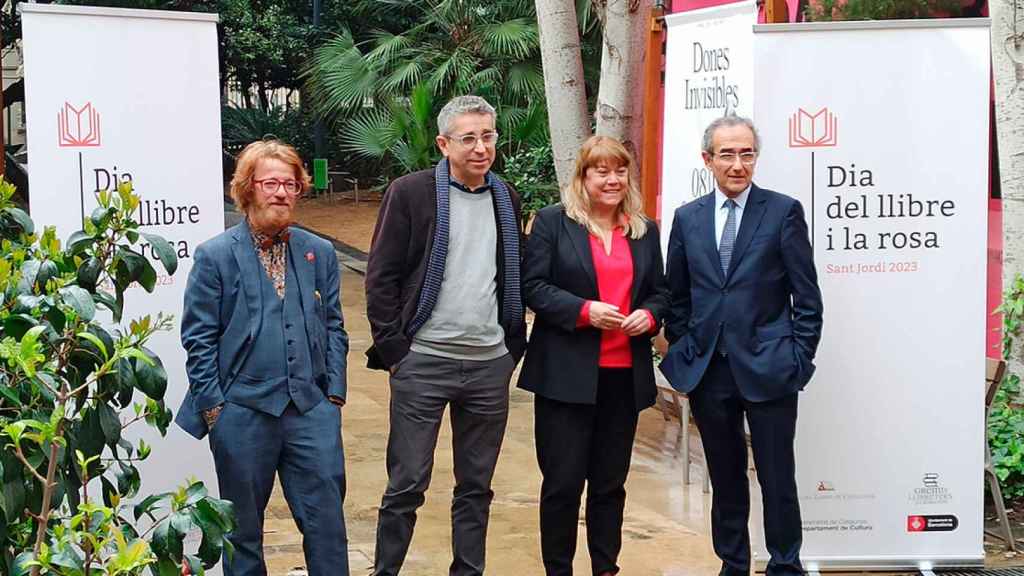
[
  {"x1": 907, "y1": 515, "x2": 959, "y2": 532},
  {"x1": 57, "y1": 102, "x2": 101, "y2": 148},
  {"x1": 788, "y1": 107, "x2": 837, "y2": 148}
]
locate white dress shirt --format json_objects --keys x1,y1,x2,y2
[{"x1": 714, "y1": 185, "x2": 751, "y2": 250}]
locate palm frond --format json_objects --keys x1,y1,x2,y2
[
  {"x1": 406, "y1": 83, "x2": 437, "y2": 132},
  {"x1": 304, "y1": 32, "x2": 382, "y2": 120},
  {"x1": 381, "y1": 60, "x2": 426, "y2": 95},
  {"x1": 426, "y1": 49, "x2": 478, "y2": 95},
  {"x1": 468, "y1": 67, "x2": 503, "y2": 95},
  {"x1": 478, "y1": 18, "x2": 538, "y2": 59},
  {"x1": 496, "y1": 105, "x2": 528, "y2": 139},
  {"x1": 576, "y1": 0, "x2": 601, "y2": 34},
  {"x1": 504, "y1": 61, "x2": 545, "y2": 101},
  {"x1": 222, "y1": 106, "x2": 285, "y2": 151},
  {"x1": 511, "y1": 101, "x2": 549, "y2": 146},
  {"x1": 391, "y1": 138, "x2": 439, "y2": 173},
  {"x1": 366, "y1": 30, "x2": 413, "y2": 66},
  {"x1": 342, "y1": 108, "x2": 401, "y2": 159}
]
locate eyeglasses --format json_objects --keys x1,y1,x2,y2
[
  {"x1": 446, "y1": 131, "x2": 499, "y2": 149},
  {"x1": 713, "y1": 152, "x2": 758, "y2": 166},
  {"x1": 254, "y1": 178, "x2": 301, "y2": 195}
]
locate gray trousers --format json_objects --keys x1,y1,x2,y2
[{"x1": 373, "y1": 351, "x2": 515, "y2": 576}]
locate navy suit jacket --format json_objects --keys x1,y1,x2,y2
[
  {"x1": 175, "y1": 220, "x2": 349, "y2": 439},
  {"x1": 660, "y1": 184, "x2": 823, "y2": 402}
]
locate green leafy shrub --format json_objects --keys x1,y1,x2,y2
[
  {"x1": 804, "y1": 0, "x2": 962, "y2": 21},
  {"x1": 221, "y1": 105, "x2": 314, "y2": 160},
  {"x1": 990, "y1": 274, "x2": 1024, "y2": 501},
  {"x1": 501, "y1": 143, "x2": 560, "y2": 218},
  {"x1": 0, "y1": 180, "x2": 234, "y2": 576}
]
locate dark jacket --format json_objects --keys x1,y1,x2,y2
[
  {"x1": 517, "y1": 204, "x2": 669, "y2": 411},
  {"x1": 660, "y1": 184, "x2": 824, "y2": 402},
  {"x1": 364, "y1": 168, "x2": 527, "y2": 370}
]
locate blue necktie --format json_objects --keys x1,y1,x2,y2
[{"x1": 720, "y1": 199, "x2": 737, "y2": 275}]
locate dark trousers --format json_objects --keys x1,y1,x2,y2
[
  {"x1": 209, "y1": 399, "x2": 348, "y2": 576},
  {"x1": 534, "y1": 368, "x2": 638, "y2": 576},
  {"x1": 689, "y1": 353, "x2": 803, "y2": 576},
  {"x1": 373, "y1": 351, "x2": 515, "y2": 576}
]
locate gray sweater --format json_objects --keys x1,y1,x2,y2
[{"x1": 411, "y1": 185, "x2": 508, "y2": 360}]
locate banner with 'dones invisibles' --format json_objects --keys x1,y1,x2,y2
[
  {"x1": 753, "y1": 20, "x2": 990, "y2": 571},
  {"x1": 660, "y1": 1, "x2": 756, "y2": 257},
  {"x1": 22, "y1": 4, "x2": 223, "y2": 499}
]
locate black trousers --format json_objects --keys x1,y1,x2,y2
[
  {"x1": 689, "y1": 353, "x2": 803, "y2": 576},
  {"x1": 534, "y1": 368, "x2": 638, "y2": 576}
]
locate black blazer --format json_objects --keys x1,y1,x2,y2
[{"x1": 517, "y1": 204, "x2": 669, "y2": 411}]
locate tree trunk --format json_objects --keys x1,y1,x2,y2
[
  {"x1": 257, "y1": 79, "x2": 271, "y2": 112},
  {"x1": 536, "y1": 0, "x2": 591, "y2": 189},
  {"x1": 991, "y1": 0, "x2": 1024, "y2": 374},
  {"x1": 595, "y1": 0, "x2": 651, "y2": 163},
  {"x1": 241, "y1": 80, "x2": 254, "y2": 109}
]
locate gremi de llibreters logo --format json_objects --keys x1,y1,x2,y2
[
  {"x1": 907, "y1": 514, "x2": 958, "y2": 533},
  {"x1": 57, "y1": 102, "x2": 101, "y2": 148},
  {"x1": 788, "y1": 107, "x2": 837, "y2": 148},
  {"x1": 909, "y1": 472, "x2": 952, "y2": 505}
]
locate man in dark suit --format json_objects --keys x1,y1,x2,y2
[
  {"x1": 661, "y1": 115, "x2": 823, "y2": 575},
  {"x1": 176, "y1": 140, "x2": 349, "y2": 576}
]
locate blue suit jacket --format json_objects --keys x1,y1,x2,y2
[
  {"x1": 660, "y1": 184, "x2": 823, "y2": 402},
  {"x1": 175, "y1": 220, "x2": 349, "y2": 439}
]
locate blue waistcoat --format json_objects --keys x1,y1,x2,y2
[{"x1": 225, "y1": 248, "x2": 322, "y2": 416}]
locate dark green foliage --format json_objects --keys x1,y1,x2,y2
[
  {"x1": 501, "y1": 143, "x2": 560, "y2": 217},
  {"x1": 0, "y1": 180, "x2": 233, "y2": 576},
  {"x1": 991, "y1": 275, "x2": 1024, "y2": 501},
  {"x1": 805, "y1": 0, "x2": 962, "y2": 21}
]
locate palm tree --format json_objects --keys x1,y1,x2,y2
[{"x1": 303, "y1": 0, "x2": 550, "y2": 173}]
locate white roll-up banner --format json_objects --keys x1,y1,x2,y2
[
  {"x1": 752, "y1": 19, "x2": 990, "y2": 571},
  {"x1": 21, "y1": 3, "x2": 223, "y2": 500},
  {"x1": 660, "y1": 1, "x2": 756, "y2": 256}
]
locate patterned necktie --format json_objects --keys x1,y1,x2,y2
[{"x1": 719, "y1": 199, "x2": 737, "y2": 275}]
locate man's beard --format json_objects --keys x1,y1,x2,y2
[{"x1": 250, "y1": 207, "x2": 292, "y2": 234}]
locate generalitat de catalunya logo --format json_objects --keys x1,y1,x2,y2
[
  {"x1": 57, "y1": 102, "x2": 101, "y2": 148},
  {"x1": 788, "y1": 107, "x2": 837, "y2": 148}
]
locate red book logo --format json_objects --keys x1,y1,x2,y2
[
  {"x1": 788, "y1": 107, "x2": 837, "y2": 148},
  {"x1": 907, "y1": 516, "x2": 926, "y2": 532},
  {"x1": 57, "y1": 102, "x2": 101, "y2": 148}
]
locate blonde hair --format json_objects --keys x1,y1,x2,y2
[
  {"x1": 229, "y1": 140, "x2": 312, "y2": 214},
  {"x1": 562, "y1": 135, "x2": 648, "y2": 240}
]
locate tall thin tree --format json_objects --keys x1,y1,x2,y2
[
  {"x1": 535, "y1": 0, "x2": 590, "y2": 188},
  {"x1": 991, "y1": 0, "x2": 1024, "y2": 374},
  {"x1": 594, "y1": 0, "x2": 651, "y2": 163}
]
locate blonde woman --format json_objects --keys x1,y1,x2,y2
[{"x1": 518, "y1": 135, "x2": 668, "y2": 576}]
